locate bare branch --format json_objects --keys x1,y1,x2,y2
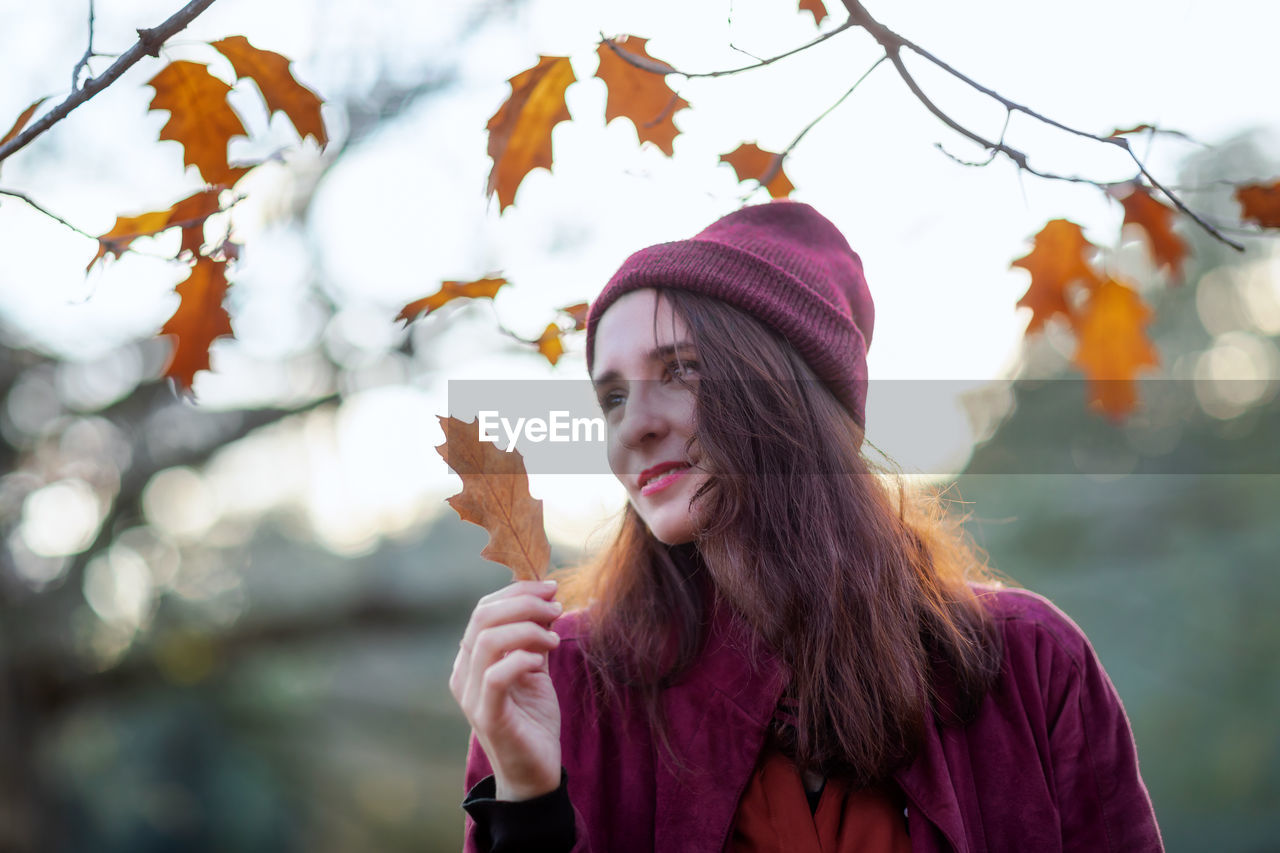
[
  {"x1": 0, "y1": 189, "x2": 96, "y2": 239},
  {"x1": 22, "y1": 592, "x2": 475, "y2": 716},
  {"x1": 56, "y1": 390, "x2": 341, "y2": 603},
  {"x1": 0, "y1": 0, "x2": 220, "y2": 166},
  {"x1": 748, "y1": 55, "x2": 887, "y2": 198},
  {"x1": 599, "y1": 20, "x2": 856, "y2": 80},
  {"x1": 781, "y1": 55, "x2": 885, "y2": 161},
  {"x1": 70, "y1": 0, "x2": 97, "y2": 92},
  {"x1": 837, "y1": 0, "x2": 1245, "y2": 252},
  {"x1": 1122, "y1": 145, "x2": 1245, "y2": 250}
]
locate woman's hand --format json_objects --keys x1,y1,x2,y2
[{"x1": 450, "y1": 578, "x2": 564, "y2": 801}]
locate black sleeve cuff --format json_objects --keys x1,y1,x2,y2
[{"x1": 462, "y1": 769, "x2": 575, "y2": 853}]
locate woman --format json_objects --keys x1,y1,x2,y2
[{"x1": 449, "y1": 200, "x2": 1162, "y2": 852}]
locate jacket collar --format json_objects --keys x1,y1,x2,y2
[
  {"x1": 654, "y1": 594, "x2": 787, "y2": 852},
  {"x1": 651, "y1": 592, "x2": 971, "y2": 852},
  {"x1": 893, "y1": 721, "x2": 969, "y2": 851}
]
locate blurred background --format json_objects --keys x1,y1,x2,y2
[{"x1": 1, "y1": 0, "x2": 1278, "y2": 850}]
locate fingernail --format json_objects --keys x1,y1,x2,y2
[
  {"x1": 551, "y1": 600, "x2": 564, "y2": 613},
  {"x1": 541, "y1": 579, "x2": 558, "y2": 588}
]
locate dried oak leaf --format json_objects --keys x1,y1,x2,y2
[
  {"x1": 720, "y1": 143, "x2": 795, "y2": 199},
  {"x1": 1108, "y1": 124, "x2": 1155, "y2": 137},
  {"x1": 798, "y1": 0, "x2": 828, "y2": 25},
  {"x1": 435, "y1": 415, "x2": 550, "y2": 581},
  {"x1": 0, "y1": 97, "x2": 47, "y2": 179},
  {"x1": 1073, "y1": 277, "x2": 1159, "y2": 421},
  {"x1": 396, "y1": 277, "x2": 508, "y2": 325},
  {"x1": 211, "y1": 36, "x2": 327, "y2": 148},
  {"x1": 160, "y1": 256, "x2": 234, "y2": 390},
  {"x1": 0, "y1": 97, "x2": 45, "y2": 146},
  {"x1": 148, "y1": 61, "x2": 250, "y2": 187},
  {"x1": 595, "y1": 37, "x2": 690, "y2": 157},
  {"x1": 535, "y1": 323, "x2": 565, "y2": 366},
  {"x1": 1010, "y1": 219, "x2": 1100, "y2": 333},
  {"x1": 1119, "y1": 185, "x2": 1187, "y2": 280},
  {"x1": 1236, "y1": 181, "x2": 1280, "y2": 228},
  {"x1": 557, "y1": 302, "x2": 589, "y2": 331},
  {"x1": 486, "y1": 56, "x2": 576, "y2": 212},
  {"x1": 88, "y1": 188, "x2": 223, "y2": 271}
]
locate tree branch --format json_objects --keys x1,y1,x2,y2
[
  {"x1": 70, "y1": 0, "x2": 97, "y2": 92},
  {"x1": 599, "y1": 21, "x2": 856, "y2": 80},
  {"x1": 51, "y1": 390, "x2": 341, "y2": 611},
  {"x1": 0, "y1": 0, "x2": 220, "y2": 167},
  {"x1": 756, "y1": 55, "x2": 887, "y2": 193},
  {"x1": 837, "y1": 0, "x2": 1245, "y2": 251},
  {"x1": 21, "y1": 593, "x2": 475, "y2": 716},
  {"x1": 0, "y1": 189, "x2": 96, "y2": 239}
]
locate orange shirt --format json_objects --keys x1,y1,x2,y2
[{"x1": 729, "y1": 748, "x2": 912, "y2": 853}]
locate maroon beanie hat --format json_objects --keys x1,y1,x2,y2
[{"x1": 585, "y1": 199, "x2": 875, "y2": 426}]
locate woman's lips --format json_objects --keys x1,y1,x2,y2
[{"x1": 639, "y1": 465, "x2": 690, "y2": 497}]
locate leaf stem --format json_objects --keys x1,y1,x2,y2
[
  {"x1": 0, "y1": 189, "x2": 96, "y2": 239},
  {"x1": 836, "y1": 0, "x2": 1244, "y2": 251},
  {"x1": 0, "y1": 0, "x2": 221, "y2": 167}
]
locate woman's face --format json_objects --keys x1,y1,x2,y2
[{"x1": 591, "y1": 289, "x2": 710, "y2": 546}]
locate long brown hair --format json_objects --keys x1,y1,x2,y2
[{"x1": 559, "y1": 288, "x2": 1005, "y2": 785}]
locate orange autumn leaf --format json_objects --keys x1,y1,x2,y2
[
  {"x1": 396, "y1": 277, "x2": 508, "y2": 325},
  {"x1": 535, "y1": 323, "x2": 565, "y2": 366},
  {"x1": 1235, "y1": 180, "x2": 1280, "y2": 228},
  {"x1": 1107, "y1": 124, "x2": 1155, "y2": 137},
  {"x1": 798, "y1": 0, "x2": 828, "y2": 25},
  {"x1": 1073, "y1": 277, "x2": 1159, "y2": 421},
  {"x1": 1119, "y1": 185, "x2": 1187, "y2": 279},
  {"x1": 168, "y1": 188, "x2": 224, "y2": 258},
  {"x1": 557, "y1": 301, "x2": 589, "y2": 331},
  {"x1": 88, "y1": 189, "x2": 223, "y2": 271},
  {"x1": 89, "y1": 210, "x2": 171, "y2": 272},
  {"x1": 435, "y1": 415, "x2": 550, "y2": 581},
  {"x1": 1010, "y1": 219, "x2": 1100, "y2": 333},
  {"x1": 0, "y1": 96, "x2": 47, "y2": 179},
  {"x1": 159, "y1": 257, "x2": 234, "y2": 389},
  {"x1": 720, "y1": 143, "x2": 795, "y2": 199},
  {"x1": 0, "y1": 96, "x2": 46, "y2": 147},
  {"x1": 486, "y1": 55, "x2": 576, "y2": 211},
  {"x1": 211, "y1": 36, "x2": 327, "y2": 148},
  {"x1": 596, "y1": 37, "x2": 690, "y2": 157},
  {"x1": 148, "y1": 60, "x2": 249, "y2": 187}
]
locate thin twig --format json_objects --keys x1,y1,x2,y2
[
  {"x1": 0, "y1": 0, "x2": 220, "y2": 167},
  {"x1": 756, "y1": 55, "x2": 887, "y2": 192},
  {"x1": 1122, "y1": 146, "x2": 1244, "y2": 250},
  {"x1": 837, "y1": 0, "x2": 1245, "y2": 251},
  {"x1": 0, "y1": 189, "x2": 96, "y2": 239},
  {"x1": 71, "y1": 0, "x2": 97, "y2": 92},
  {"x1": 783, "y1": 55, "x2": 885, "y2": 158},
  {"x1": 599, "y1": 21, "x2": 857, "y2": 80}
]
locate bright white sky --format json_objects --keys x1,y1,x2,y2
[{"x1": 2, "y1": 0, "x2": 1278, "y2": 553}]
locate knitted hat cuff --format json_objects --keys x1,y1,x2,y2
[{"x1": 585, "y1": 202, "x2": 873, "y2": 427}]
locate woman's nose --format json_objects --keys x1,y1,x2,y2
[{"x1": 616, "y1": 382, "x2": 668, "y2": 449}]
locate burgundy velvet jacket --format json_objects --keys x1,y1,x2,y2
[{"x1": 462, "y1": 587, "x2": 1163, "y2": 852}]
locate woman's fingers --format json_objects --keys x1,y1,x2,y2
[
  {"x1": 451, "y1": 581, "x2": 560, "y2": 696},
  {"x1": 449, "y1": 582, "x2": 565, "y2": 801},
  {"x1": 461, "y1": 588, "x2": 563, "y2": 653},
  {"x1": 475, "y1": 649, "x2": 547, "y2": 726},
  {"x1": 453, "y1": 620, "x2": 561, "y2": 712},
  {"x1": 460, "y1": 617, "x2": 560, "y2": 701},
  {"x1": 477, "y1": 579, "x2": 558, "y2": 609}
]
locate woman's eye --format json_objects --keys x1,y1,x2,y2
[
  {"x1": 599, "y1": 390, "x2": 625, "y2": 412},
  {"x1": 667, "y1": 359, "x2": 699, "y2": 380}
]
